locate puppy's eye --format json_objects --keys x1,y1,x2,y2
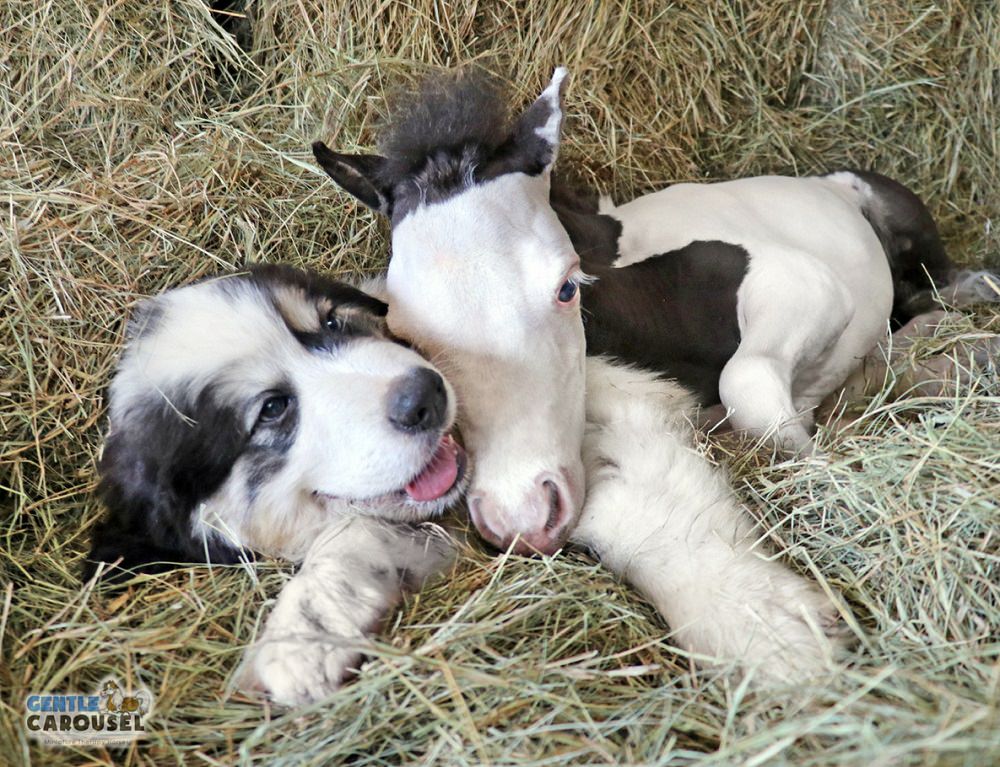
[
  {"x1": 325, "y1": 311, "x2": 345, "y2": 332},
  {"x1": 258, "y1": 395, "x2": 290, "y2": 423},
  {"x1": 556, "y1": 279, "x2": 578, "y2": 304}
]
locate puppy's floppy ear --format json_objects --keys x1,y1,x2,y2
[
  {"x1": 312, "y1": 141, "x2": 393, "y2": 216},
  {"x1": 85, "y1": 388, "x2": 248, "y2": 583}
]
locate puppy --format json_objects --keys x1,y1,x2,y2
[{"x1": 87, "y1": 264, "x2": 468, "y2": 703}]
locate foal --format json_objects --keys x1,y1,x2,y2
[{"x1": 313, "y1": 67, "x2": 994, "y2": 555}]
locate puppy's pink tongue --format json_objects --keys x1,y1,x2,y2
[{"x1": 405, "y1": 435, "x2": 460, "y2": 502}]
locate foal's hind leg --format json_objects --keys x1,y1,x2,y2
[{"x1": 718, "y1": 352, "x2": 813, "y2": 453}]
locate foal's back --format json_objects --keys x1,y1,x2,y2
[{"x1": 554, "y1": 170, "x2": 948, "y2": 450}]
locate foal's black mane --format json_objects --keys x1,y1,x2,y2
[{"x1": 376, "y1": 69, "x2": 515, "y2": 185}]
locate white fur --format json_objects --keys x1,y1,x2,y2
[
  {"x1": 571, "y1": 358, "x2": 843, "y2": 683},
  {"x1": 535, "y1": 67, "x2": 567, "y2": 148},
  {"x1": 241, "y1": 517, "x2": 453, "y2": 705},
  {"x1": 387, "y1": 171, "x2": 587, "y2": 550}
]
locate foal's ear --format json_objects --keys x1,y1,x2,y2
[
  {"x1": 495, "y1": 67, "x2": 568, "y2": 177},
  {"x1": 312, "y1": 141, "x2": 393, "y2": 216}
]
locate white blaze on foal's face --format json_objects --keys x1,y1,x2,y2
[
  {"x1": 388, "y1": 171, "x2": 587, "y2": 555},
  {"x1": 313, "y1": 67, "x2": 587, "y2": 555}
]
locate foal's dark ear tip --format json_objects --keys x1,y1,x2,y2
[{"x1": 312, "y1": 140, "x2": 332, "y2": 158}]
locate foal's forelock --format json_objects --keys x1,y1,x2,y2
[{"x1": 312, "y1": 68, "x2": 568, "y2": 223}]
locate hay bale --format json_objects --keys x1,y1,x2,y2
[{"x1": 1, "y1": 0, "x2": 997, "y2": 764}]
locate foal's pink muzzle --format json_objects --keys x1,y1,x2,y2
[{"x1": 467, "y1": 470, "x2": 580, "y2": 555}]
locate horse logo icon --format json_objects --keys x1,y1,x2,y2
[{"x1": 99, "y1": 679, "x2": 149, "y2": 715}]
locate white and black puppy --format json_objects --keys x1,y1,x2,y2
[{"x1": 87, "y1": 264, "x2": 468, "y2": 703}]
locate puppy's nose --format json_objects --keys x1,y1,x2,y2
[{"x1": 386, "y1": 367, "x2": 447, "y2": 432}]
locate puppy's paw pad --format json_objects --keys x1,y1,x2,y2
[{"x1": 240, "y1": 638, "x2": 363, "y2": 707}]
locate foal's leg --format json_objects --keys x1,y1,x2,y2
[
  {"x1": 718, "y1": 351, "x2": 813, "y2": 452},
  {"x1": 239, "y1": 518, "x2": 454, "y2": 706},
  {"x1": 571, "y1": 358, "x2": 845, "y2": 685},
  {"x1": 824, "y1": 307, "x2": 1000, "y2": 419},
  {"x1": 717, "y1": 256, "x2": 862, "y2": 454}
]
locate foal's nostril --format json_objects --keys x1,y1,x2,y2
[
  {"x1": 468, "y1": 481, "x2": 572, "y2": 556},
  {"x1": 543, "y1": 480, "x2": 561, "y2": 530},
  {"x1": 386, "y1": 367, "x2": 447, "y2": 432}
]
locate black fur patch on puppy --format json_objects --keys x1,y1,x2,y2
[{"x1": 85, "y1": 386, "x2": 251, "y2": 582}]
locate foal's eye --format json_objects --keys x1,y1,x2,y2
[
  {"x1": 556, "y1": 279, "x2": 578, "y2": 304},
  {"x1": 258, "y1": 394, "x2": 290, "y2": 423}
]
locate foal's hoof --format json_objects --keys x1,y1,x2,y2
[
  {"x1": 945, "y1": 270, "x2": 1000, "y2": 307},
  {"x1": 900, "y1": 334, "x2": 1000, "y2": 397},
  {"x1": 970, "y1": 334, "x2": 1000, "y2": 371}
]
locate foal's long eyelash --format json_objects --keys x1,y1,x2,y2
[{"x1": 567, "y1": 267, "x2": 597, "y2": 286}]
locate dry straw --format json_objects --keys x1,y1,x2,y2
[{"x1": 2, "y1": 0, "x2": 998, "y2": 765}]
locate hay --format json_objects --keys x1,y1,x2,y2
[{"x1": 2, "y1": 0, "x2": 998, "y2": 764}]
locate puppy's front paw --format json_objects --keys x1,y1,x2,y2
[
  {"x1": 739, "y1": 569, "x2": 847, "y2": 687},
  {"x1": 240, "y1": 635, "x2": 366, "y2": 706},
  {"x1": 238, "y1": 559, "x2": 396, "y2": 706}
]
